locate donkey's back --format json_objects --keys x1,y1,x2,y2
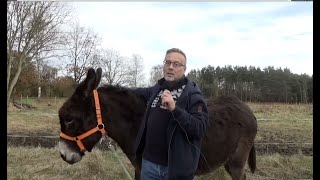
[{"x1": 196, "y1": 95, "x2": 257, "y2": 180}]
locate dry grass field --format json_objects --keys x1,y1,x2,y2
[
  {"x1": 7, "y1": 97, "x2": 313, "y2": 179},
  {"x1": 7, "y1": 147, "x2": 312, "y2": 180}
]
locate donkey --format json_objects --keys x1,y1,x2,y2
[{"x1": 58, "y1": 68, "x2": 257, "y2": 180}]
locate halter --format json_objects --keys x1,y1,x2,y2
[{"x1": 59, "y1": 89, "x2": 107, "y2": 152}]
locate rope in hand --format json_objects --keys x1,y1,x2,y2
[{"x1": 100, "y1": 136, "x2": 133, "y2": 180}]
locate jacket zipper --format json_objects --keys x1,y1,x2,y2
[
  {"x1": 134, "y1": 90, "x2": 159, "y2": 158},
  {"x1": 167, "y1": 124, "x2": 177, "y2": 177}
]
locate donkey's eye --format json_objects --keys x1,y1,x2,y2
[
  {"x1": 64, "y1": 119, "x2": 74, "y2": 126},
  {"x1": 65, "y1": 118, "x2": 73, "y2": 122}
]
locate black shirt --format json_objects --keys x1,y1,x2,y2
[{"x1": 142, "y1": 77, "x2": 187, "y2": 166}]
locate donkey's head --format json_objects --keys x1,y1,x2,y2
[{"x1": 58, "y1": 68, "x2": 103, "y2": 164}]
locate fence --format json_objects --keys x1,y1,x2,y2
[
  {"x1": 6, "y1": 111, "x2": 315, "y2": 121},
  {"x1": 7, "y1": 134, "x2": 312, "y2": 155},
  {"x1": 15, "y1": 95, "x2": 59, "y2": 106}
]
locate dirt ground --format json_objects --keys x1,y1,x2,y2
[{"x1": 7, "y1": 134, "x2": 117, "y2": 151}]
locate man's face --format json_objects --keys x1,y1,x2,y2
[{"x1": 163, "y1": 52, "x2": 186, "y2": 84}]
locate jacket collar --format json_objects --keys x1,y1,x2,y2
[{"x1": 157, "y1": 76, "x2": 187, "y2": 91}]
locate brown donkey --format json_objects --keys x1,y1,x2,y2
[{"x1": 58, "y1": 68, "x2": 257, "y2": 180}]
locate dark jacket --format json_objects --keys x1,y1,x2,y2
[{"x1": 133, "y1": 77, "x2": 209, "y2": 179}]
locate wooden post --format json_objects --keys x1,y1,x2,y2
[
  {"x1": 38, "y1": 87, "x2": 41, "y2": 102},
  {"x1": 20, "y1": 95, "x2": 22, "y2": 108}
]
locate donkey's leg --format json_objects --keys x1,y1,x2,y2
[
  {"x1": 133, "y1": 157, "x2": 142, "y2": 180},
  {"x1": 134, "y1": 168, "x2": 141, "y2": 180},
  {"x1": 224, "y1": 140, "x2": 253, "y2": 180}
]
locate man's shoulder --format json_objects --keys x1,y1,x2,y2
[{"x1": 185, "y1": 78, "x2": 201, "y2": 94}]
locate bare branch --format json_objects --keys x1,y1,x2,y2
[
  {"x1": 7, "y1": 1, "x2": 71, "y2": 107},
  {"x1": 149, "y1": 64, "x2": 163, "y2": 86},
  {"x1": 63, "y1": 22, "x2": 100, "y2": 84}
]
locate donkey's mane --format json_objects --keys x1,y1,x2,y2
[
  {"x1": 98, "y1": 84, "x2": 146, "y2": 118},
  {"x1": 100, "y1": 84, "x2": 131, "y2": 93},
  {"x1": 99, "y1": 84, "x2": 142, "y2": 101}
]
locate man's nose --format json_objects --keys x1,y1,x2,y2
[{"x1": 168, "y1": 63, "x2": 175, "y2": 69}]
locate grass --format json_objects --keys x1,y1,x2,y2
[
  {"x1": 12, "y1": 97, "x2": 66, "y2": 114},
  {"x1": 7, "y1": 146, "x2": 135, "y2": 180},
  {"x1": 251, "y1": 153, "x2": 313, "y2": 179},
  {"x1": 7, "y1": 98, "x2": 313, "y2": 179},
  {"x1": 7, "y1": 147, "x2": 312, "y2": 180},
  {"x1": 247, "y1": 102, "x2": 313, "y2": 144},
  {"x1": 247, "y1": 102, "x2": 313, "y2": 121},
  {"x1": 8, "y1": 97, "x2": 65, "y2": 136},
  {"x1": 7, "y1": 112, "x2": 60, "y2": 136},
  {"x1": 8, "y1": 99, "x2": 313, "y2": 144}
]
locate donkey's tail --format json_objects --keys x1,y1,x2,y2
[{"x1": 248, "y1": 144, "x2": 256, "y2": 173}]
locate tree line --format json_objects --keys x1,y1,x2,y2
[
  {"x1": 10, "y1": 52, "x2": 146, "y2": 99},
  {"x1": 187, "y1": 65, "x2": 312, "y2": 103},
  {"x1": 12, "y1": 62, "x2": 313, "y2": 104}
]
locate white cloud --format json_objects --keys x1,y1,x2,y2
[{"x1": 68, "y1": 2, "x2": 312, "y2": 81}]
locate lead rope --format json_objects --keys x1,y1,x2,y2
[
  {"x1": 170, "y1": 111, "x2": 213, "y2": 173},
  {"x1": 110, "y1": 144, "x2": 133, "y2": 180},
  {"x1": 100, "y1": 137, "x2": 133, "y2": 180}
]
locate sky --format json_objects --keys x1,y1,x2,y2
[{"x1": 69, "y1": 2, "x2": 313, "y2": 82}]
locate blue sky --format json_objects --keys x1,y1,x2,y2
[{"x1": 69, "y1": 2, "x2": 313, "y2": 81}]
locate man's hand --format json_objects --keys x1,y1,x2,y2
[{"x1": 161, "y1": 89, "x2": 175, "y2": 111}]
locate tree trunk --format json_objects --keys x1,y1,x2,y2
[
  {"x1": 7, "y1": 56, "x2": 12, "y2": 95},
  {"x1": 7, "y1": 57, "x2": 24, "y2": 107}
]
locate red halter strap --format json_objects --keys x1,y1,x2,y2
[{"x1": 59, "y1": 89, "x2": 107, "y2": 152}]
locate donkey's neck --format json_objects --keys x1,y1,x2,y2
[{"x1": 98, "y1": 86, "x2": 146, "y2": 162}]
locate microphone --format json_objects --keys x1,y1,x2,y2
[{"x1": 162, "y1": 89, "x2": 170, "y2": 109}]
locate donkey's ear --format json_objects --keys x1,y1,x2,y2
[
  {"x1": 76, "y1": 68, "x2": 96, "y2": 98},
  {"x1": 85, "y1": 68, "x2": 97, "y2": 97},
  {"x1": 95, "y1": 68, "x2": 102, "y2": 88},
  {"x1": 86, "y1": 68, "x2": 96, "y2": 79}
]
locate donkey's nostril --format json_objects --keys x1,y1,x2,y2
[{"x1": 60, "y1": 154, "x2": 66, "y2": 161}]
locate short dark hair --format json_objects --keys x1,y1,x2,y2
[{"x1": 166, "y1": 48, "x2": 187, "y2": 60}]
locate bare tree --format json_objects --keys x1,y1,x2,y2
[
  {"x1": 149, "y1": 64, "x2": 163, "y2": 86},
  {"x1": 96, "y1": 49, "x2": 130, "y2": 86},
  {"x1": 40, "y1": 64, "x2": 58, "y2": 96},
  {"x1": 7, "y1": 1, "x2": 70, "y2": 107},
  {"x1": 127, "y1": 54, "x2": 145, "y2": 87},
  {"x1": 63, "y1": 21, "x2": 101, "y2": 84}
]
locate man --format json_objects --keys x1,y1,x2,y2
[{"x1": 133, "y1": 48, "x2": 209, "y2": 180}]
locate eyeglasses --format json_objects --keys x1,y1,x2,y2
[{"x1": 163, "y1": 60, "x2": 185, "y2": 68}]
